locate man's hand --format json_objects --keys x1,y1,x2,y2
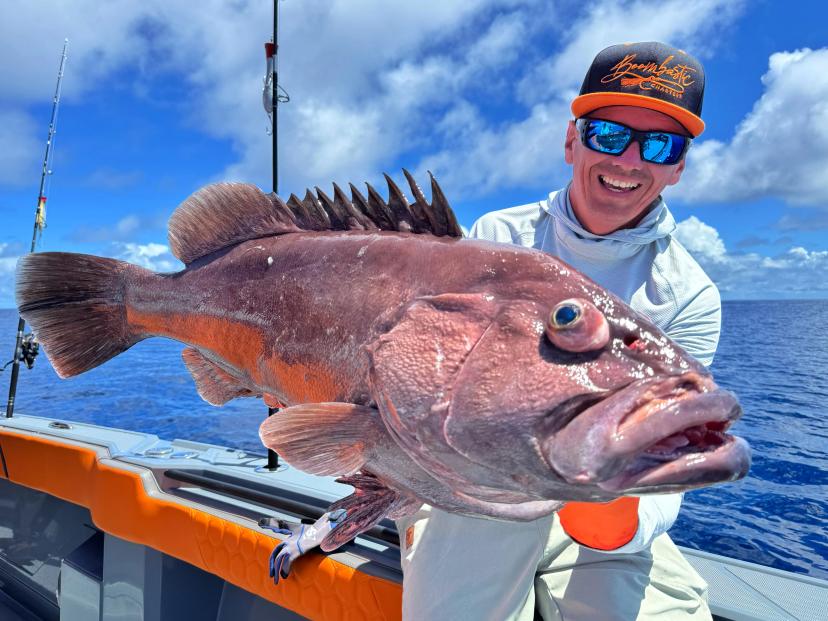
[{"x1": 260, "y1": 509, "x2": 348, "y2": 584}]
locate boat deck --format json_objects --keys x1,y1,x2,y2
[{"x1": 684, "y1": 548, "x2": 828, "y2": 621}]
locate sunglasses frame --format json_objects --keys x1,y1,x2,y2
[{"x1": 576, "y1": 117, "x2": 692, "y2": 166}]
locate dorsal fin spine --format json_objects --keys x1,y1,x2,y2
[
  {"x1": 315, "y1": 187, "x2": 348, "y2": 228},
  {"x1": 304, "y1": 189, "x2": 332, "y2": 228},
  {"x1": 367, "y1": 182, "x2": 412, "y2": 232},
  {"x1": 334, "y1": 183, "x2": 376, "y2": 230},
  {"x1": 384, "y1": 174, "x2": 421, "y2": 232},
  {"x1": 351, "y1": 183, "x2": 393, "y2": 230},
  {"x1": 404, "y1": 168, "x2": 445, "y2": 235},
  {"x1": 428, "y1": 171, "x2": 462, "y2": 236}
]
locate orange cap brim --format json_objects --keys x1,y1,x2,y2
[{"x1": 571, "y1": 92, "x2": 705, "y2": 137}]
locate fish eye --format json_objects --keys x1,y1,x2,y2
[
  {"x1": 545, "y1": 298, "x2": 609, "y2": 353},
  {"x1": 550, "y1": 301, "x2": 582, "y2": 330}
]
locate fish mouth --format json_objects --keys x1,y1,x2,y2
[
  {"x1": 545, "y1": 373, "x2": 751, "y2": 493},
  {"x1": 597, "y1": 432, "x2": 750, "y2": 493},
  {"x1": 595, "y1": 391, "x2": 751, "y2": 493}
]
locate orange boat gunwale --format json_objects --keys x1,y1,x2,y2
[{"x1": 0, "y1": 427, "x2": 402, "y2": 621}]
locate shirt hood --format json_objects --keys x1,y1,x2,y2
[{"x1": 542, "y1": 183, "x2": 677, "y2": 260}]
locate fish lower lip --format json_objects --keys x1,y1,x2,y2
[{"x1": 597, "y1": 435, "x2": 751, "y2": 492}]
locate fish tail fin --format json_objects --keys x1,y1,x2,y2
[{"x1": 15, "y1": 252, "x2": 144, "y2": 378}]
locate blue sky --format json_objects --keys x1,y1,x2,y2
[{"x1": 1, "y1": 0, "x2": 827, "y2": 307}]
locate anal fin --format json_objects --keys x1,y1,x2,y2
[
  {"x1": 321, "y1": 473, "x2": 401, "y2": 551},
  {"x1": 182, "y1": 347, "x2": 256, "y2": 406},
  {"x1": 259, "y1": 403, "x2": 386, "y2": 476}
]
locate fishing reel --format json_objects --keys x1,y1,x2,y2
[
  {"x1": 4, "y1": 333, "x2": 40, "y2": 372},
  {"x1": 20, "y1": 333, "x2": 39, "y2": 369}
]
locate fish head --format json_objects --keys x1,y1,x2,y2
[
  {"x1": 444, "y1": 256, "x2": 750, "y2": 501},
  {"x1": 369, "y1": 248, "x2": 750, "y2": 505}
]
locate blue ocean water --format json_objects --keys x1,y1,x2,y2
[{"x1": 1, "y1": 301, "x2": 826, "y2": 579}]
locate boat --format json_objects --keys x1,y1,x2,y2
[{"x1": 1, "y1": 412, "x2": 826, "y2": 620}]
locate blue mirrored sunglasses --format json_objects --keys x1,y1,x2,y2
[{"x1": 576, "y1": 118, "x2": 691, "y2": 165}]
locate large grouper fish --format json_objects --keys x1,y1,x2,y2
[{"x1": 16, "y1": 171, "x2": 750, "y2": 582}]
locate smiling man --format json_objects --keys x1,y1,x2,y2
[{"x1": 398, "y1": 42, "x2": 720, "y2": 620}]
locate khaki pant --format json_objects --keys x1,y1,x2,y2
[{"x1": 397, "y1": 506, "x2": 711, "y2": 621}]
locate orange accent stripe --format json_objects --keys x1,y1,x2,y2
[
  {"x1": 557, "y1": 497, "x2": 640, "y2": 551},
  {"x1": 0, "y1": 429, "x2": 402, "y2": 621},
  {"x1": 125, "y1": 309, "x2": 343, "y2": 404},
  {"x1": 126, "y1": 309, "x2": 266, "y2": 374},
  {"x1": 571, "y1": 92, "x2": 705, "y2": 137}
]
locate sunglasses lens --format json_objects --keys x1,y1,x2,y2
[
  {"x1": 641, "y1": 133, "x2": 687, "y2": 164},
  {"x1": 580, "y1": 118, "x2": 689, "y2": 165},
  {"x1": 584, "y1": 120, "x2": 630, "y2": 154}
]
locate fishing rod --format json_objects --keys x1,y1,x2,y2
[
  {"x1": 5, "y1": 39, "x2": 69, "y2": 418},
  {"x1": 262, "y1": 1, "x2": 289, "y2": 470},
  {"x1": 264, "y1": 0, "x2": 290, "y2": 196}
]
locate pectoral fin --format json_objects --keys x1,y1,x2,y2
[
  {"x1": 182, "y1": 347, "x2": 255, "y2": 406},
  {"x1": 259, "y1": 402, "x2": 386, "y2": 476}
]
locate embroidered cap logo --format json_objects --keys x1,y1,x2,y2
[{"x1": 601, "y1": 53, "x2": 697, "y2": 99}]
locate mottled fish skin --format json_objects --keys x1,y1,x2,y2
[
  {"x1": 17, "y1": 177, "x2": 750, "y2": 533},
  {"x1": 125, "y1": 231, "x2": 488, "y2": 405}
]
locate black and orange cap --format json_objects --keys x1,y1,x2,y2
[{"x1": 571, "y1": 42, "x2": 705, "y2": 137}]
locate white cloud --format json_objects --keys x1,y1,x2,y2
[
  {"x1": 418, "y1": 101, "x2": 571, "y2": 197},
  {"x1": 467, "y1": 11, "x2": 530, "y2": 70},
  {"x1": 221, "y1": 1, "x2": 545, "y2": 193},
  {"x1": 0, "y1": 4, "x2": 133, "y2": 103},
  {"x1": 673, "y1": 216, "x2": 727, "y2": 263},
  {"x1": 130, "y1": 0, "x2": 539, "y2": 194},
  {"x1": 123, "y1": 2, "x2": 519, "y2": 190},
  {"x1": 675, "y1": 47, "x2": 828, "y2": 207},
  {"x1": 675, "y1": 217, "x2": 828, "y2": 298},
  {"x1": 115, "y1": 216, "x2": 141, "y2": 237},
  {"x1": 115, "y1": 242, "x2": 181, "y2": 273},
  {"x1": 787, "y1": 246, "x2": 828, "y2": 264},
  {"x1": 67, "y1": 213, "x2": 167, "y2": 243}
]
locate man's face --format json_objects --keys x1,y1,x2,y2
[{"x1": 564, "y1": 105, "x2": 688, "y2": 235}]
